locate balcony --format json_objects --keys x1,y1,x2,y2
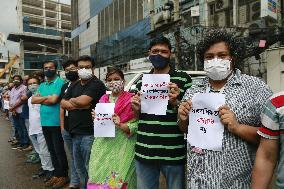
[
  {"x1": 45, "y1": 1, "x2": 57, "y2": 11},
  {"x1": 22, "y1": 0, "x2": 43, "y2": 8},
  {"x1": 22, "y1": 5, "x2": 43, "y2": 16}
]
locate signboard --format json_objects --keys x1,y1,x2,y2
[
  {"x1": 261, "y1": 0, "x2": 277, "y2": 20},
  {"x1": 191, "y1": 6, "x2": 200, "y2": 17}
]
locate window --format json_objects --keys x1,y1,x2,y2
[{"x1": 87, "y1": 21, "x2": 90, "y2": 28}]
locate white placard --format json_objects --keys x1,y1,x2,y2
[
  {"x1": 94, "y1": 103, "x2": 115, "y2": 137},
  {"x1": 187, "y1": 93, "x2": 226, "y2": 151},
  {"x1": 3, "y1": 100, "x2": 9, "y2": 110},
  {"x1": 141, "y1": 74, "x2": 170, "y2": 115}
]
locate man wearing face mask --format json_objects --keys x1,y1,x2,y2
[
  {"x1": 178, "y1": 29, "x2": 272, "y2": 188},
  {"x1": 32, "y1": 61, "x2": 69, "y2": 189},
  {"x1": 59, "y1": 59, "x2": 80, "y2": 189},
  {"x1": 61, "y1": 55, "x2": 106, "y2": 189},
  {"x1": 9, "y1": 75, "x2": 30, "y2": 150},
  {"x1": 131, "y1": 37, "x2": 192, "y2": 189}
]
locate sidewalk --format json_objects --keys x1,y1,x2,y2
[{"x1": 0, "y1": 115, "x2": 45, "y2": 189}]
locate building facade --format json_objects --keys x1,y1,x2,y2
[
  {"x1": 8, "y1": 0, "x2": 72, "y2": 75},
  {"x1": 71, "y1": 0, "x2": 150, "y2": 79}
]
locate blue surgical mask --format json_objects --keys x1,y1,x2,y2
[{"x1": 149, "y1": 54, "x2": 170, "y2": 69}]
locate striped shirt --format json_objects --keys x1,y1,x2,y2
[
  {"x1": 258, "y1": 91, "x2": 284, "y2": 188},
  {"x1": 182, "y1": 69, "x2": 272, "y2": 188},
  {"x1": 134, "y1": 67, "x2": 192, "y2": 165}
]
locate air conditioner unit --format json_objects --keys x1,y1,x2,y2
[
  {"x1": 215, "y1": 0, "x2": 229, "y2": 12},
  {"x1": 213, "y1": 11, "x2": 226, "y2": 26},
  {"x1": 153, "y1": 10, "x2": 171, "y2": 26},
  {"x1": 247, "y1": 19, "x2": 266, "y2": 29},
  {"x1": 250, "y1": 1, "x2": 261, "y2": 22}
]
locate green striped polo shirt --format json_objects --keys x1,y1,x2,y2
[{"x1": 135, "y1": 67, "x2": 192, "y2": 165}]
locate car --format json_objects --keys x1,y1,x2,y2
[{"x1": 124, "y1": 70, "x2": 206, "y2": 92}]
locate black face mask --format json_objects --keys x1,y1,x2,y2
[
  {"x1": 149, "y1": 54, "x2": 170, "y2": 69},
  {"x1": 65, "y1": 71, "x2": 79, "y2": 81},
  {"x1": 44, "y1": 69, "x2": 57, "y2": 78}
]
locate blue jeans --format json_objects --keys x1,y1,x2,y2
[
  {"x1": 12, "y1": 113, "x2": 29, "y2": 146},
  {"x1": 135, "y1": 160, "x2": 185, "y2": 189},
  {"x1": 30, "y1": 133, "x2": 54, "y2": 171},
  {"x1": 62, "y1": 130, "x2": 80, "y2": 186},
  {"x1": 72, "y1": 134, "x2": 94, "y2": 189}
]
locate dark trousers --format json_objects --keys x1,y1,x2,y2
[
  {"x1": 42, "y1": 126, "x2": 68, "y2": 177},
  {"x1": 12, "y1": 113, "x2": 29, "y2": 146}
]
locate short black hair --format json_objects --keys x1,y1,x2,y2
[
  {"x1": 32, "y1": 70, "x2": 44, "y2": 79},
  {"x1": 76, "y1": 55, "x2": 95, "y2": 67},
  {"x1": 27, "y1": 76, "x2": 40, "y2": 84},
  {"x1": 149, "y1": 36, "x2": 172, "y2": 51},
  {"x1": 43, "y1": 60, "x2": 58, "y2": 69},
  {"x1": 196, "y1": 28, "x2": 245, "y2": 70},
  {"x1": 105, "y1": 67, "x2": 124, "y2": 81},
  {"x1": 12, "y1": 75, "x2": 23, "y2": 81},
  {"x1": 62, "y1": 59, "x2": 77, "y2": 69}
]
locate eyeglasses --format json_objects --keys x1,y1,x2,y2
[{"x1": 150, "y1": 49, "x2": 170, "y2": 55}]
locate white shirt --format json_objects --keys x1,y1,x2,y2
[{"x1": 28, "y1": 97, "x2": 42, "y2": 135}]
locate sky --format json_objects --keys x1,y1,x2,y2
[
  {"x1": 0, "y1": 0, "x2": 71, "y2": 59},
  {"x1": 0, "y1": 0, "x2": 19, "y2": 58}
]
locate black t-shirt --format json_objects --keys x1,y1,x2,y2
[
  {"x1": 63, "y1": 77, "x2": 106, "y2": 135},
  {"x1": 60, "y1": 82, "x2": 74, "y2": 132}
]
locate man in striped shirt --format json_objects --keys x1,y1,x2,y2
[
  {"x1": 252, "y1": 92, "x2": 284, "y2": 189},
  {"x1": 131, "y1": 36, "x2": 192, "y2": 189}
]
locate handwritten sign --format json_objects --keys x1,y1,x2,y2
[
  {"x1": 187, "y1": 93, "x2": 225, "y2": 151},
  {"x1": 141, "y1": 74, "x2": 170, "y2": 115},
  {"x1": 94, "y1": 103, "x2": 115, "y2": 137}
]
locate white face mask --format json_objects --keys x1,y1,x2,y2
[
  {"x1": 204, "y1": 58, "x2": 232, "y2": 81},
  {"x1": 28, "y1": 84, "x2": 39, "y2": 93},
  {"x1": 106, "y1": 80, "x2": 124, "y2": 93},
  {"x1": 78, "y1": 68, "x2": 93, "y2": 80}
]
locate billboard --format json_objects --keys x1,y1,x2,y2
[{"x1": 261, "y1": 0, "x2": 277, "y2": 20}]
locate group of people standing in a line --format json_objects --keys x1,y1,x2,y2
[{"x1": 0, "y1": 28, "x2": 283, "y2": 189}]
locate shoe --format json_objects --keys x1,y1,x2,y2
[
  {"x1": 25, "y1": 150, "x2": 37, "y2": 157},
  {"x1": 45, "y1": 176, "x2": 59, "y2": 187},
  {"x1": 8, "y1": 138, "x2": 15, "y2": 143},
  {"x1": 16, "y1": 144, "x2": 29, "y2": 151},
  {"x1": 52, "y1": 177, "x2": 69, "y2": 189},
  {"x1": 22, "y1": 145, "x2": 33, "y2": 151},
  {"x1": 42, "y1": 170, "x2": 54, "y2": 181},
  {"x1": 32, "y1": 168, "x2": 45, "y2": 179},
  {"x1": 68, "y1": 185, "x2": 80, "y2": 189},
  {"x1": 11, "y1": 144, "x2": 22, "y2": 150},
  {"x1": 25, "y1": 156, "x2": 40, "y2": 164},
  {"x1": 11, "y1": 141, "x2": 19, "y2": 146}
]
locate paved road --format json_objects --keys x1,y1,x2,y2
[{"x1": 0, "y1": 115, "x2": 45, "y2": 189}]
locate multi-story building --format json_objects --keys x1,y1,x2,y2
[
  {"x1": 71, "y1": 0, "x2": 150, "y2": 79},
  {"x1": 8, "y1": 0, "x2": 72, "y2": 75}
]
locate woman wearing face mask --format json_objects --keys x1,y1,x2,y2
[
  {"x1": 87, "y1": 67, "x2": 137, "y2": 189},
  {"x1": 27, "y1": 77, "x2": 54, "y2": 180},
  {"x1": 178, "y1": 29, "x2": 272, "y2": 188}
]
